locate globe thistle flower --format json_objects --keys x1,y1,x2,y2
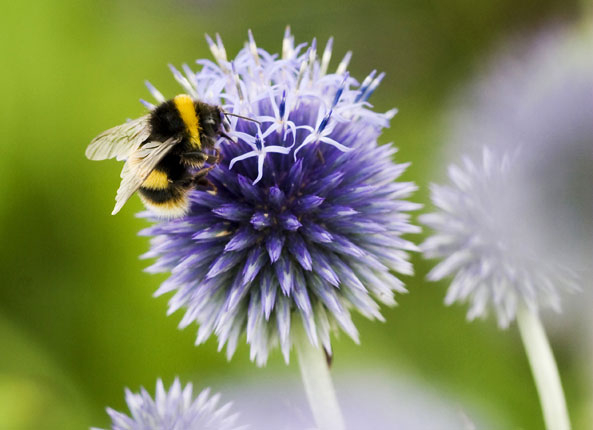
[
  {"x1": 423, "y1": 24, "x2": 591, "y2": 329},
  {"x1": 420, "y1": 147, "x2": 578, "y2": 430},
  {"x1": 422, "y1": 24, "x2": 592, "y2": 430},
  {"x1": 420, "y1": 147, "x2": 579, "y2": 328},
  {"x1": 444, "y1": 25, "x2": 593, "y2": 275},
  {"x1": 92, "y1": 378, "x2": 246, "y2": 430},
  {"x1": 139, "y1": 30, "x2": 419, "y2": 366}
]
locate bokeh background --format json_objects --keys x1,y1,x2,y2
[{"x1": 0, "y1": 1, "x2": 591, "y2": 429}]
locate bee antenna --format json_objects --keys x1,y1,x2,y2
[
  {"x1": 219, "y1": 131, "x2": 238, "y2": 143},
  {"x1": 222, "y1": 111, "x2": 261, "y2": 125}
]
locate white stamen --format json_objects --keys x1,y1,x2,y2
[
  {"x1": 168, "y1": 64, "x2": 198, "y2": 98},
  {"x1": 216, "y1": 33, "x2": 228, "y2": 62},
  {"x1": 145, "y1": 80, "x2": 165, "y2": 103},
  {"x1": 247, "y1": 29, "x2": 260, "y2": 67},
  {"x1": 320, "y1": 37, "x2": 334, "y2": 76},
  {"x1": 282, "y1": 26, "x2": 293, "y2": 60},
  {"x1": 336, "y1": 51, "x2": 352, "y2": 75}
]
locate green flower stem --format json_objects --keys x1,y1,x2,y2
[
  {"x1": 295, "y1": 324, "x2": 346, "y2": 430},
  {"x1": 517, "y1": 305, "x2": 571, "y2": 430}
]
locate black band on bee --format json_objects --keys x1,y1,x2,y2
[
  {"x1": 138, "y1": 185, "x2": 185, "y2": 204},
  {"x1": 149, "y1": 100, "x2": 187, "y2": 143}
]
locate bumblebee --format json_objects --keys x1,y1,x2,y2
[{"x1": 86, "y1": 94, "x2": 235, "y2": 218}]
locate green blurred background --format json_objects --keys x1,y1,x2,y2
[{"x1": 0, "y1": 0, "x2": 590, "y2": 429}]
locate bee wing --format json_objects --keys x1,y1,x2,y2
[
  {"x1": 86, "y1": 115, "x2": 151, "y2": 161},
  {"x1": 112, "y1": 137, "x2": 180, "y2": 215}
]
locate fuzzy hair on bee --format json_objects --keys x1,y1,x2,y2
[{"x1": 86, "y1": 94, "x2": 234, "y2": 218}]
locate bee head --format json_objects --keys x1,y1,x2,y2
[
  {"x1": 219, "y1": 108, "x2": 231, "y2": 131},
  {"x1": 195, "y1": 103, "x2": 225, "y2": 145}
]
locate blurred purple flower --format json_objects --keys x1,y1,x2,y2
[
  {"x1": 139, "y1": 30, "x2": 420, "y2": 365},
  {"x1": 422, "y1": 25, "x2": 592, "y2": 328},
  {"x1": 444, "y1": 25, "x2": 593, "y2": 272},
  {"x1": 226, "y1": 371, "x2": 499, "y2": 430},
  {"x1": 93, "y1": 378, "x2": 245, "y2": 430},
  {"x1": 420, "y1": 148, "x2": 580, "y2": 327}
]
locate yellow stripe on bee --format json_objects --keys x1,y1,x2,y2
[
  {"x1": 140, "y1": 195, "x2": 189, "y2": 218},
  {"x1": 142, "y1": 170, "x2": 170, "y2": 190},
  {"x1": 173, "y1": 94, "x2": 201, "y2": 149}
]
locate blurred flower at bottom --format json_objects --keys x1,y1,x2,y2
[
  {"x1": 93, "y1": 378, "x2": 246, "y2": 430},
  {"x1": 224, "y1": 370, "x2": 501, "y2": 430}
]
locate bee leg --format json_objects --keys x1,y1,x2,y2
[
  {"x1": 198, "y1": 148, "x2": 220, "y2": 175},
  {"x1": 191, "y1": 162, "x2": 219, "y2": 191},
  {"x1": 193, "y1": 176, "x2": 213, "y2": 189},
  {"x1": 187, "y1": 148, "x2": 221, "y2": 191},
  {"x1": 187, "y1": 148, "x2": 219, "y2": 165},
  {"x1": 204, "y1": 147, "x2": 220, "y2": 165},
  {"x1": 189, "y1": 173, "x2": 214, "y2": 191}
]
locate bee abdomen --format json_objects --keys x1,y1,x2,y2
[{"x1": 139, "y1": 171, "x2": 189, "y2": 218}]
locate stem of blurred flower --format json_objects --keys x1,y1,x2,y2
[
  {"x1": 295, "y1": 322, "x2": 346, "y2": 430},
  {"x1": 517, "y1": 305, "x2": 571, "y2": 430}
]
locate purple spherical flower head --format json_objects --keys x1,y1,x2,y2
[
  {"x1": 92, "y1": 378, "x2": 246, "y2": 430},
  {"x1": 139, "y1": 30, "x2": 420, "y2": 365}
]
